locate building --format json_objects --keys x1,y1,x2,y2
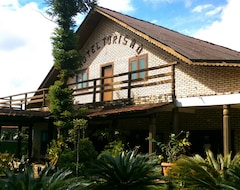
[{"x1": 1, "y1": 6, "x2": 240, "y2": 161}]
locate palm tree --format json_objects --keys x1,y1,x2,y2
[
  {"x1": 88, "y1": 150, "x2": 166, "y2": 190},
  {"x1": 169, "y1": 149, "x2": 240, "y2": 190}
]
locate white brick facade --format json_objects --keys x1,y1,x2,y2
[{"x1": 71, "y1": 18, "x2": 173, "y2": 105}]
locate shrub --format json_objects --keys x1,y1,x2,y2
[
  {"x1": 88, "y1": 150, "x2": 165, "y2": 190},
  {"x1": 169, "y1": 149, "x2": 240, "y2": 189}
]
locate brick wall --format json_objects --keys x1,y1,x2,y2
[{"x1": 175, "y1": 64, "x2": 240, "y2": 98}]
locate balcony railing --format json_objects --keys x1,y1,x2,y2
[
  {"x1": 0, "y1": 88, "x2": 48, "y2": 111},
  {"x1": 69, "y1": 62, "x2": 176, "y2": 108},
  {"x1": 0, "y1": 62, "x2": 176, "y2": 111}
]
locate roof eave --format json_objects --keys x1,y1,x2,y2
[{"x1": 190, "y1": 60, "x2": 240, "y2": 67}]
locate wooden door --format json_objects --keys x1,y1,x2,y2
[{"x1": 101, "y1": 65, "x2": 113, "y2": 101}]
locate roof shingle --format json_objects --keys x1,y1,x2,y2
[{"x1": 96, "y1": 6, "x2": 240, "y2": 62}]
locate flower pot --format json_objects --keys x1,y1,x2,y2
[{"x1": 161, "y1": 162, "x2": 175, "y2": 176}]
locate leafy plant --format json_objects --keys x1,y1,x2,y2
[
  {"x1": 149, "y1": 131, "x2": 191, "y2": 163},
  {"x1": 88, "y1": 150, "x2": 165, "y2": 190},
  {"x1": 169, "y1": 149, "x2": 240, "y2": 190},
  {"x1": 46, "y1": 138, "x2": 65, "y2": 167},
  {"x1": 99, "y1": 140, "x2": 125, "y2": 158},
  {"x1": 0, "y1": 165, "x2": 88, "y2": 190},
  {"x1": 57, "y1": 138, "x2": 97, "y2": 176},
  {"x1": 0, "y1": 152, "x2": 14, "y2": 174}
]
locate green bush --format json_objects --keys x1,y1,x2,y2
[{"x1": 57, "y1": 138, "x2": 97, "y2": 176}]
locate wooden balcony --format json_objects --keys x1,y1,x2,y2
[{"x1": 0, "y1": 62, "x2": 176, "y2": 112}]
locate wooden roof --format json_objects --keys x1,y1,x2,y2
[
  {"x1": 87, "y1": 102, "x2": 171, "y2": 118},
  {"x1": 40, "y1": 6, "x2": 240, "y2": 89},
  {"x1": 95, "y1": 6, "x2": 240, "y2": 64}
]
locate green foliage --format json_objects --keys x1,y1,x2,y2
[
  {"x1": 46, "y1": 139, "x2": 65, "y2": 167},
  {"x1": 48, "y1": 81, "x2": 74, "y2": 119},
  {"x1": 51, "y1": 28, "x2": 81, "y2": 82},
  {"x1": 0, "y1": 152, "x2": 14, "y2": 174},
  {"x1": 0, "y1": 165, "x2": 86, "y2": 190},
  {"x1": 68, "y1": 119, "x2": 88, "y2": 143},
  {"x1": 99, "y1": 140, "x2": 125, "y2": 158},
  {"x1": 88, "y1": 150, "x2": 164, "y2": 190},
  {"x1": 93, "y1": 128, "x2": 127, "y2": 143},
  {"x1": 169, "y1": 149, "x2": 240, "y2": 190},
  {"x1": 77, "y1": 138, "x2": 97, "y2": 163},
  {"x1": 57, "y1": 138, "x2": 97, "y2": 176},
  {"x1": 149, "y1": 131, "x2": 191, "y2": 163},
  {"x1": 45, "y1": 0, "x2": 96, "y2": 29}
]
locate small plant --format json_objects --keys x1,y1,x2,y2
[
  {"x1": 149, "y1": 131, "x2": 191, "y2": 163},
  {"x1": 99, "y1": 140, "x2": 125, "y2": 157},
  {"x1": 46, "y1": 138, "x2": 65, "y2": 167},
  {"x1": 0, "y1": 152, "x2": 14, "y2": 174}
]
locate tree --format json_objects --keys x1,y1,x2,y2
[
  {"x1": 45, "y1": 0, "x2": 97, "y2": 168},
  {"x1": 45, "y1": 0, "x2": 96, "y2": 138}
]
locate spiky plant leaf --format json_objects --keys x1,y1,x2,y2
[{"x1": 88, "y1": 150, "x2": 164, "y2": 189}]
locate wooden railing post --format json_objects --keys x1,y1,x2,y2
[
  {"x1": 9, "y1": 96, "x2": 12, "y2": 109},
  {"x1": 43, "y1": 89, "x2": 46, "y2": 107},
  {"x1": 128, "y1": 73, "x2": 132, "y2": 100},
  {"x1": 93, "y1": 79, "x2": 97, "y2": 107},
  {"x1": 24, "y1": 93, "x2": 27, "y2": 110}
]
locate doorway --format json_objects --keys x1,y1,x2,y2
[{"x1": 101, "y1": 64, "x2": 113, "y2": 101}]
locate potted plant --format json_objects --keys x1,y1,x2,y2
[{"x1": 150, "y1": 131, "x2": 191, "y2": 175}]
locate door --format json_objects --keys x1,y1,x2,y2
[{"x1": 101, "y1": 64, "x2": 113, "y2": 101}]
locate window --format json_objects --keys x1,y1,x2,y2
[
  {"x1": 129, "y1": 54, "x2": 148, "y2": 80},
  {"x1": 76, "y1": 70, "x2": 88, "y2": 89},
  {"x1": 0, "y1": 126, "x2": 18, "y2": 141}
]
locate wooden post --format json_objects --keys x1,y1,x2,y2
[
  {"x1": 223, "y1": 105, "x2": 231, "y2": 156},
  {"x1": 149, "y1": 114, "x2": 156, "y2": 154},
  {"x1": 127, "y1": 73, "x2": 132, "y2": 100},
  {"x1": 93, "y1": 79, "x2": 97, "y2": 108}
]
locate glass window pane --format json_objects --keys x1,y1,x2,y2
[
  {"x1": 77, "y1": 73, "x2": 82, "y2": 89},
  {"x1": 131, "y1": 60, "x2": 137, "y2": 79},
  {"x1": 139, "y1": 58, "x2": 145, "y2": 78},
  {"x1": 83, "y1": 72, "x2": 87, "y2": 88},
  {"x1": 139, "y1": 59, "x2": 145, "y2": 69}
]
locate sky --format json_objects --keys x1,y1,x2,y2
[{"x1": 0, "y1": 0, "x2": 240, "y2": 97}]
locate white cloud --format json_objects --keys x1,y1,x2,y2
[
  {"x1": 143, "y1": 0, "x2": 173, "y2": 3},
  {"x1": 0, "y1": 1, "x2": 56, "y2": 97},
  {"x1": 192, "y1": 4, "x2": 212, "y2": 13},
  {"x1": 98, "y1": 0, "x2": 134, "y2": 12},
  {"x1": 194, "y1": 0, "x2": 240, "y2": 52},
  {"x1": 206, "y1": 6, "x2": 223, "y2": 16}
]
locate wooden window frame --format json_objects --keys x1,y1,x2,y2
[
  {"x1": 76, "y1": 69, "x2": 88, "y2": 90},
  {"x1": 129, "y1": 54, "x2": 148, "y2": 80}
]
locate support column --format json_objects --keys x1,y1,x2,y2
[
  {"x1": 28, "y1": 124, "x2": 33, "y2": 162},
  {"x1": 172, "y1": 107, "x2": 179, "y2": 134},
  {"x1": 149, "y1": 114, "x2": 156, "y2": 154},
  {"x1": 223, "y1": 105, "x2": 231, "y2": 156}
]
